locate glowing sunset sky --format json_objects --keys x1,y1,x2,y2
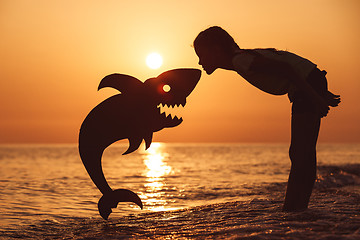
[{"x1": 1, "y1": 0, "x2": 359, "y2": 143}]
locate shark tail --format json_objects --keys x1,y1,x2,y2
[{"x1": 98, "y1": 189, "x2": 143, "y2": 220}]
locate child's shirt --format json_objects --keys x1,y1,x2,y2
[{"x1": 232, "y1": 49, "x2": 317, "y2": 100}]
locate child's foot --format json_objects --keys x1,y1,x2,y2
[{"x1": 282, "y1": 205, "x2": 308, "y2": 212}]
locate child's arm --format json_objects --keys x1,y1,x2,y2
[{"x1": 248, "y1": 55, "x2": 330, "y2": 117}]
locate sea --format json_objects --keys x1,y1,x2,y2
[{"x1": 0, "y1": 143, "x2": 359, "y2": 239}]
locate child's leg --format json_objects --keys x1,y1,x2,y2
[{"x1": 283, "y1": 112, "x2": 321, "y2": 211}]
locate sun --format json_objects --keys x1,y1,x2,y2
[{"x1": 146, "y1": 52, "x2": 163, "y2": 69}]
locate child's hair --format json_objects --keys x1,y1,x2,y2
[{"x1": 193, "y1": 26, "x2": 240, "y2": 56}]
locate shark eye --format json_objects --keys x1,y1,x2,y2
[{"x1": 163, "y1": 84, "x2": 171, "y2": 93}]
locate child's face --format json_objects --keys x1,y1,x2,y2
[{"x1": 194, "y1": 44, "x2": 221, "y2": 75}]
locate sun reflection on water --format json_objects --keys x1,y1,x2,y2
[{"x1": 141, "y1": 142, "x2": 175, "y2": 211}]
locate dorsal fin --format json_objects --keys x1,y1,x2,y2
[{"x1": 98, "y1": 73, "x2": 143, "y2": 93}]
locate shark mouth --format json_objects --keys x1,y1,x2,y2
[{"x1": 157, "y1": 101, "x2": 186, "y2": 127}]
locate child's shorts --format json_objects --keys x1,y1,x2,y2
[{"x1": 291, "y1": 68, "x2": 328, "y2": 115}]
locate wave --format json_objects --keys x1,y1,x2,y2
[
  {"x1": 2, "y1": 197, "x2": 359, "y2": 239},
  {"x1": 316, "y1": 164, "x2": 360, "y2": 189}
]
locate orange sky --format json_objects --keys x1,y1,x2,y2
[{"x1": 1, "y1": 0, "x2": 359, "y2": 143}]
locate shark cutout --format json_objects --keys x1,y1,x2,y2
[{"x1": 78, "y1": 68, "x2": 201, "y2": 220}]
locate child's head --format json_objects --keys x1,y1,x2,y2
[{"x1": 194, "y1": 26, "x2": 239, "y2": 74}]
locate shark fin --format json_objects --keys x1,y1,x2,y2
[
  {"x1": 98, "y1": 189, "x2": 143, "y2": 220},
  {"x1": 123, "y1": 136, "x2": 142, "y2": 155},
  {"x1": 98, "y1": 73, "x2": 143, "y2": 93},
  {"x1": 144, "y1": 132, "x2": 153, "y2": 150}
]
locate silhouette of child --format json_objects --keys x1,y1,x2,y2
[{"x1": 193, "y1": 26, "x2": 340, "y2": 212}]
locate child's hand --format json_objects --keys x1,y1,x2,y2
[
  {"x1": 326, "y1": 91, "x2": 341, "y2": 107},
  {"x1": 317, "y1": 92, "x2": 341, "y2": 117},
  {"x1": 316, "y1": 98, "x2": 330, "y2": 118}
]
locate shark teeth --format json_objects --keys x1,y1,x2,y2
[
  {"x1": 157, "y1": 101, "x2": 186, "y2": 122},
  {"x1": 157, "y1": 100, "x2": 186, "y2": 108}
]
